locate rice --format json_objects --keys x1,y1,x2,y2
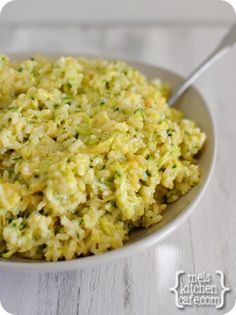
[{"x1": 0, "y1": 55, "x2": 206, "y2": 261}]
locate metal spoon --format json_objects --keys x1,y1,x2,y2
[{"x1": 168, "y1": 23, "x2": 236, "y2": 107}]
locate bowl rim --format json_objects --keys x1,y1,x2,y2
[{"x1": 0, "y1": 55, "x2": 216, "y2": 272}]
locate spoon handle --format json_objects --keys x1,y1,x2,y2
[{"x1": 168, "y1": 24, "x2": 236, "y2": 107}]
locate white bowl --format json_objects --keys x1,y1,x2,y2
[{"x1": 0, "y1": 55, "x2": 216, "y2": 272}]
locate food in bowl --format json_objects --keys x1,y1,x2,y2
[{"x1": 0, "y1": 55, "x2": 206, "y2": 261}]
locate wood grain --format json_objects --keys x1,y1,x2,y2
[{"x1": 0, "y1": 25, "x2": 235, "y2": 315}]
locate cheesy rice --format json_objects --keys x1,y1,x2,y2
[{"x1": 0, "y1": 55, "x2": 206, "y2": 261}]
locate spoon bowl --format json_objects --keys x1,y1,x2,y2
[{"x1": 0, "y1": 55, "x2": 216, "y2": 272}]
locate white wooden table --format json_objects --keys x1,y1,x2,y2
[{"x1": 0, "y1": 24, "x2": 235, "y2": 315}]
